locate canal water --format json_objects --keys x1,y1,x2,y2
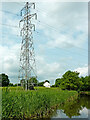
[{"x1": 51, "y1": 95, "x2": 90, "y2": 119}]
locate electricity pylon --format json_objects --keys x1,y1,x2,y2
[{"x1": 19, "y1": 2, "x2": 37, "y2": 90}]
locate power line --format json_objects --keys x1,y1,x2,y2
[
  {"x1": 0, "y1": 10, "x2": 20, "y2": 16},
  {"x1": 0, "y1": 8, "x2": 88, "y2": 53},
  {"x1": 1, "y1": 8, "x2": 87, "y2": 52},
  {"x1": 33, "y1": 7, "x2": 88, "y2": 52},
  {"x1": 1, "y1": 3, "x2": 87, "y2": 35},
  {"x1": 0, "y1": 23, "x2": 19, "y2": 28},
  {"x1": 1, "y1": 10, "x2": 87, "y2": 53},
  {"x1": 1, "y1": 3, "x2": 88, "y2": 76},
  {"x1": 35, "y1": 20, "x2": 88, "y2": 52},
  {"x1": 0, "y1": 23, "x2": 88, "y2": 58},
  {"x1": 14, "y1": 2, "x2": 25, "y2": 6},
  {"x1": 0, "y1": 21, "x2": 88, "y2": 53},
  {"x1": 34, "y1": 32, "x2": 88, "y2": 58},
  {"x1": 0, "y1": 20, "x2": 87, "y2": 58},
  {"x1": 0, "y1": 19, "x2": 88, "y2": 53}
]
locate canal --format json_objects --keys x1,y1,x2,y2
[{"x1": 51, "y1": 95, "x2": 90, "y2": 119}]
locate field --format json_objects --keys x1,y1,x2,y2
[{"x1": 1, "y1": 87, "x2": 78, "y2": 119}]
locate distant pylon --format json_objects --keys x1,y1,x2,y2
[{"x1": 18, "y1": 2, "x2": 37, "y2": 90}]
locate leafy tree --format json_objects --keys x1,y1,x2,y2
[
  {"x1": 20, "y1": 77, "x2": 38, "y2": 90},
  {"x1": 61, "y1": 70, "x2": 82, "y2": 90},
  {"x1": 28, "y1": 77, "x2": 38, "y2": 86},
  {"x1": 51, "y1": 85, "x2": 56, "y2": 87},
  {"x1": 38, "y1": 80, "x2": 50, "y2": 86},
  {"x1": 38, "y1": 81, "x2": 44, "y2": 86},
  {"x1": 80, "y1": 76, "x2": 90, "y2": 91},
  {"x1": 20, "y1": 79, "x2": 26, "y2": 89},
  {"x1": 13, "y1": 84, "x2": 17, "y2": 87},
  {"x1": 8, "y1": 83, "x2": 13, "y2": 86},
  {"x1": 45, "y1": 80, "x2": 50, "y2": 83},
  {"x1": 0, "y1": 73, "x2": 10, "y2": 87},
  {"x1": 55, "y1": 70, "x2": 82, "y2": 90},
  {"x1": 18, "y1": 83, "x2": 21, "y2": 86},
  {"x1": 55, "y1": 78, "x2": 62, "y2": 87},
  {"x1": 85, "y1": 76, "x2": 90, "y2": 91},
  {"x1": 20, "y1": 77, "x2": 38, "y2": 89},
  {"x1": 87, "y1": 76, "x2": 90, "y2": 91}
]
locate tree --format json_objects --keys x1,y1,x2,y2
[
  {"x1": 55, "y1": 70, "x2": 82, "y2": 90},
  {"x1": 38, "y1": 80, "x2": 50, "y2": 86},
  {"x1": 20, "y1": 79, "x2": 26, "y2": 89},
  {"x1": 13, "y1": 84, "x2": 17, "y2": 87},
  {"x1": 8, "y1": 83, "x2": 13, "y2": 86},
  {"x1": 28, "y1": 77, "x2": 38, "y2": 86},
  {"x1": 45, "y1": 80, "x2": 50, "y2": 83},
  {"x1": 27, "y1": 77, "x2": 38, "y2": 90},
  {"x1": 38, "y1": 82, "x2": 44, "y2": 86},
  {"x1": 51, "y1": 85, "x2": 55, "y2": 87},
  {"x1": 0, "y1": 73, "x2": 10, "y2": 87},
  {"x1": 18, "y1": 83, "x2": 21, "y2": 86},
  {"x1": 61, "y1": 70, "x2": 81, "y2": 90},
  {"x1": 80, "y1": 76, "x2": 90, "y2": 91},
  {"x1": 20, "y1": 77, "x2": 38, "y2": 90},
  {"x1": 55, "y1": 78, "x2": 62, "y2": 87}
]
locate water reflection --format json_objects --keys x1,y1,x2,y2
[{"x1": 51, "y1": 95, "x2": 90, "y2": 119}]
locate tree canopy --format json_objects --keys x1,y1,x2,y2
[
  {"x1": 28, "y1": 77, "x2": 38, "y2": 86},
  {"x1": 55, "y1": 70, "x2": 90, "y2": 91},
  {"x1": 80, "y1": 76, "x2": 90, "y2": 91},
  {"x1": 20, "y1": 77, "x2": 38, "y2": 87},
  {"x1": 0, "y1": 73, "x2": 10, "y2": 87},
  {"x1": 38, "y1": 80, "x2": 50, "y2": 86},
  {"x1": 45, "y1": 80, "x2": 50, "y2": 83},
  {"x1": 38, "y1": 81, "x2": 45, "y2": 86}
]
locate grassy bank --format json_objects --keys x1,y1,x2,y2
[
  {"x1": 80, "y1": 91, "x2": 90, "y2": 95},
  {"x1": 1, "y1": 87, "x2": 78, "y2": 119}
]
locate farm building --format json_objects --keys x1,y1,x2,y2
[{"x1": 43, "y1": 82, "x2": 50, "y2": 88}]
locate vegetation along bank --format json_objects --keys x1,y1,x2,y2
[{"x1": 2, "y1": 87, "x2": 78, "y2": 119}]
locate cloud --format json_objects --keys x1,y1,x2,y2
[
  {"x1": 36, "y1": 2, "x2": 88, "y2": 49},
  {"x1": 0, "y1": 2, "x2": 88, "y2": 85},
  {"x1": 36, "y1": 55, "x2": 73, "y2": 84},
  {"x1": 0, "y1": 46, "x2": 64, "y2": 84},
  {"x1": 47, "y1": 32, "x2": 87, "y2": 48},
  {"x1": 0, "y1": 44, "x2": 88, "y2": 84},
  {"x1": 2, "y1": 13, "x2": 20, "y2": 36},
  {"x1": 74, "y1": 65, "x2": 88, "y2": 76},
  {"x1": 0, "y1": 44, "x2": 63, "y2": 84},
  {"x1": 79, "y1": 107, "x2": 88, "y2": 118},
  {"x1": 0, "y1": 44, "x2": 20, "y2": 83},
  {"x1": 2, "y1": 2, "x2": 88, "y2": 49}
]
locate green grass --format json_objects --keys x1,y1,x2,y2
[{"x1": 2, "y1": 87, "x2": 78, "y2": 119}]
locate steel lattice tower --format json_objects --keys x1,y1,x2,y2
[{"x1": 19, "y1": 2, "x2": 37, "y2": 90}]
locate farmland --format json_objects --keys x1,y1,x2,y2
[{"x1": 1, "y1": 87, "x2": 78, "y2": 119}]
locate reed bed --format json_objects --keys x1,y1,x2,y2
[{"x1": 1, "y1": 87, "x2": 78, "y2": 119}]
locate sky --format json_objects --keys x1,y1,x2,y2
[{"x1": 0, "y1": 1, "x2": 88, "y2": 85}]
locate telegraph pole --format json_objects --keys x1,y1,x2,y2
[{"x1": 19, "y1": 2, "x2": 37, "y2": 90}]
